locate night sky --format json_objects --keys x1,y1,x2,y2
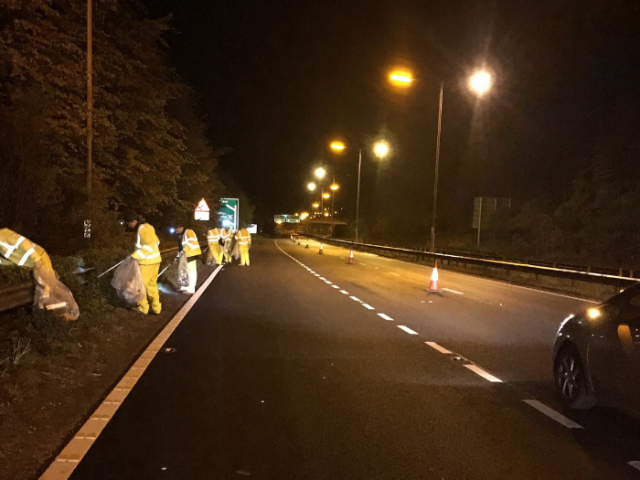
[{"x1": 146, "y1": 0, "x2": 640, "y2": 231}]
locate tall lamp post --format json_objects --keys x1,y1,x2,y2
[
  {"x1": 330, "y1": 139, "x2": 390, "y2": 242},
  {"x1": 330, "y1": 182, "x2": 339, "y2": 223},
  {"x1": 388, "y1": 68, "x2": 492, "y2": 253}
]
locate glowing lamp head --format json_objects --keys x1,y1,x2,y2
[
  {"x1": 330, "y1": 183, "x2": 339, "y2": 191},
  {"x1": 469, "y1": 70, "x2": 492, "y2": 96},
  {"x1": 330, "y1": 141, "x2": 346, "y2": 152},
  {"x1": 373, "y1": 140, "x2": 390, "y2": 159},
  {"x1": 389, "y1": 70, "x2": 413, "y2": 87},
  {"x1": 312, "y1": 203, "x2": 320, "y2": 209},
  {"x1": 307, "y1": 182, "x2": 316, "y2": 191},
  {"x1": 323, "y1": 193, "x2": 330, "y2": 199},
  {"x1": 314, "y1": 167, "x2": 326, "y2": 179}
]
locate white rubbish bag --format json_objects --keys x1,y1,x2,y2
[
  {"x1": 177, "y1": 253, "x2": 189, "y2": 288},
  {"x1": 111, "y1": 256, "x2": 146, "y2": 306},
  {"x1": 33, "y1": 266, "x2": 80, "y2": 321}
]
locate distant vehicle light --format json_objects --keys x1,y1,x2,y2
[
  {"x1": 169, "y1": 227, "x2": 175, "y2": 234},
  {"x1": 587, "y1": 308, "x2": 601, "y2": 320}
]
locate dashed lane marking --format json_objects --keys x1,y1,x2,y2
[
  {"x1": 463, "y1": 364, "x2": 503, "y2": 383},
  {"x1": 340, "y1": 290, "x2": 349, "y2": 295},
  {"x1": 628, "y1": 462, "x2": 640, "y2": 471},
  {"x1": 332, "y1": 285, "x2": 340, "y2": 289},
  {"x1": 397, "y1": 325, "x2": 418, "y2": 335},
  {"x1": 378, "y1": 313, "x2": 394, "y2": 321},
  {"x1": 39, "y1": 265, "x2": 225, "y2": 480},
  {"x1": 442, "y1": 288, "x2": 463, "y2": 295},
  {"x1": 350, "y1": 296, "x2": 362, "y2": 303},
  {"x1": 362, "y1": 303, "x2": 375, "y2": 310},
  {"x1": 425, "y1": 342, "x2": 452, "y2": 354},
  {"x1": 523, "y1": 400, "x2": 583, "y2": 429}
]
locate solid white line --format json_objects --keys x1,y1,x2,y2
[
  {"x1": 628, "y1": 461, "x2": 640, "y2": 471},
  {"x1": 340, "y1": 290, "x2": 349, "y2": 295},
  {"x1": 378, "y1": 313, "x2": 394, "y2": 321},
  {"x1": 350, "y1": 296, "x2": 362, "y2": 303},
  {"x1": 523, "y1": 400, "x2": 583, "y2": 429},
  {"x1": 509, "y1": 283, "x2": 598, "y2": 304},
  {"x1": 40, "y1": 265, "x2": 225, "y2": 479},
  {"x1": 464, "y1": 364, "x2": 503, "y2": 383},
  {"x1": 362, "y1": 303, "x2": 375, "y2": 310},
  {"x1": 425, "y1": 342, "x2": 452, "y2": 354},
  {"x1": 442, "y1": 288, "x2": 463, "y2": 295},
  {"x1": 397, "y1": 325, "x2": 418, "y2": 335}
]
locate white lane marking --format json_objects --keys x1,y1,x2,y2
[
  {"x1": 350, "y1": 296, "x2": 362, "y2": 303},
  {"x1": 398, "y1": 325, "x2": 418, "y2": 335},
  {"x1": 360, "y1": 262, "x2": 367, "y2": 266},
  {"x1": 523, "y1": 400, "x2": 583, "y2": 429},
  {"x1": 318, "y1": 277, "x2": 326, "y2": 281},
  {"x1": 425, "y1": 342, "x2": 452, "y2": 354},
  {"x1": 324, "y1": 280, "x2": 333, "y2": 284},
  {"x1": 340, "y1": 290, "x2": 349, "y2": 295},
  {"x1": 362, "y1": 303, "x2": 375, "y2": 310},
  {"x1": 442, "y1": 288, "x2": 463, "y2": 295},
  {"x1": 378, "y1": 313, "x2": 394, "y2": 321},
  {"x1": 40, "y1": 265, "x2": 225, "y2": 479},
  {"x1": 331, "y1": 285, "x2": 340, "y2": 289},
  {"x1": 390, "y1": 272, "x2": 400, "y2": 277},
  {"x1": 314, "y1": 274, "x2": 321, "y2": 277},
  {"x1": 628, "y1": 462, "x2": 640, "y2": 471},
  {"x1": 464, "y1": 364, "x2": 503, "y2": 383}
]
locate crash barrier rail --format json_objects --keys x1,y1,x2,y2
[
  {"x1": 301, "y1": 234, "x2": 639, "y2": 292},
  {"x1": 0, "y1": 243, "x2": 207, "y2": 314}
]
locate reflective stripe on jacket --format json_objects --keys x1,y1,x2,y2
[
  {"x1": 221, "y1": 229, "x2": 233, "y2": 242},
  {"x1": 236, "y1": 229, "x2": 251, "y2": 246},
  {"x1": 207, "y1": 228, "x2": 223, "y2": 243},
  {"x1": 0, "y1": 228, "x2": 43, "y2": 269},
  {"x1": 131, "y1": 223, "x2": 161, "y2": 265},
  {"x1": 182, "y1": 229, "x2": 201, "y2": 257}
]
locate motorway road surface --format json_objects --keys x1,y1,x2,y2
[{"x1": 49, "y1": 237, "x2": 640, "y2": 479}]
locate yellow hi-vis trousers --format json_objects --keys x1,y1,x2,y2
[
  {"x1": 138, "y1": 263, "x2": 161, "y2": 314},
  {"x1": 239, "y1": 245, "x2": 250, "y2": 266},
  {"x1": 209, "y1": 243, "x2": 224, "y2": 265}
]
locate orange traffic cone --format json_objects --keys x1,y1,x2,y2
[
  {"x1": 348, "y1": 249, "x2": 354, "y2": 264},
  {"x1": 305, "y1": 240, "x2": 310, "y2": 249},
  {"x1": 297, "y1": 238, "x2": 301, "y2": 245},
  {"x1": 319, "y1": 243, "x2": 324, "y2": 254},
  {"x1": 428, "y1": 260, "x2": 440, "y2": 293}
]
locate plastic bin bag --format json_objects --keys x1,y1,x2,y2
[
  {"x1": 177, "y1": 253, "x2": 189, "y2": 288},
  {"x1": 232, "y1": 241, "x2": 240, "y2": 259},
  {"x1": 111, "y1": 257, "x2": 146, "y2": 306},
  {"x1": 33, "y1": 266, "x2": 80, "y2": 321}
]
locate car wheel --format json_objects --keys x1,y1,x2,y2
[{"x1": 554, "y1": 343, "x2": 595, "y2": 410}]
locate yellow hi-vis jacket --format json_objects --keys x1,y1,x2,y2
[
  {"x1": 207, "y1": 228, "x2": 223, "y2": 244},
  {"x1": 131, "y1": 223, "x2": 161, "y2": 265},
  {"x1": 236, "y1": 228, "x2": 251, "y2": 246},
  {"x1": 182, "y1": 229, "x2": 201, "y2": 258},
  {"x1": 0, "y1": 228, "x2": 45, "y2": 269},
  {"x1": 221, "y1": 228, "x2": 233, "y2": 242}
]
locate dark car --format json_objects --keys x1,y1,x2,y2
[{"x1": 553, "y1": 283, "x2": 640, "y2": 415}]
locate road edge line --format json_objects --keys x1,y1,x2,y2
[{"x1": 39, "y1": 265, "x2": 224, "y2": 480}]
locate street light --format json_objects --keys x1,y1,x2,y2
[
  {"x1": 307, "y1": 182, "x2": 316, "y2": 191},
  {"x1": 330, "y1": 141, "x2": 346, "y2": 152},
  {"x1": 314, "y1": 167, "x2": 326, "y2": 179},
  {"x1": 329, "y1": 139, "x2": 391, "y2": 242},
  {"x1": 469, "y1": 70, "x2": 492, "y2": 96},
  {"x1": 373, "y1": 140, "x2": 390, "y2": 159},
  {"x1": 387, "y1": 68, "x2": 493, "y2": 252}
]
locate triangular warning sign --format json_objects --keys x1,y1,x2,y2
[{"x1": 195, "y1": 198, "x2": 210, "y2": 212}]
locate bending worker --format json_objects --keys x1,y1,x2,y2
[
  {"x1": 125, "y1": 211, "x2": 162, "y2": 315},
  {"x1": 235, "y1": 224, "x2": 252, "y2": 266},
  {"x1": 221, "y1": 225, "x2": 234, "y2": 264},
  {"x1": 0, "y1": 228, "x2": 55, "y2": 277},
  {"x1": 206, "y1": 223, "x2": 224, "y2": 265},
  {"x1": 176, "y1": 222, "x2": 201, "y2": 294}
]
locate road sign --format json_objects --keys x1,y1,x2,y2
[
  {"x1": 194, "y1": 198, "x2": 210, "y2": 221},
  {"x1": 219, "y1": 198, "x2": 239, "y2": 231}
]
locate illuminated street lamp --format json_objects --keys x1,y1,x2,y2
[
  {"x1": 307, "y1": 182, "x2": 316, "y2": 191},
  {"x1": 387, "y1": 67, "x2": 493, "y2": 252},
  {"x1": 329, "y1": 139, "x2": 391, "y2": 242},
  {"x1": 469, "y1": 70, "x2": 492, "y2": 96},
  {"x1": 322, "y1": 193, "x2": 330, "y2": 199},
  {"x1": 312, "y1": 203, "x2": 320, "y2": 209},
  {"x1": 330, "y1": 141, "x2": 346, "y2": 152},
  {"x1": 314, "y1": 167, "x2": 326, "y2": 179}
]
